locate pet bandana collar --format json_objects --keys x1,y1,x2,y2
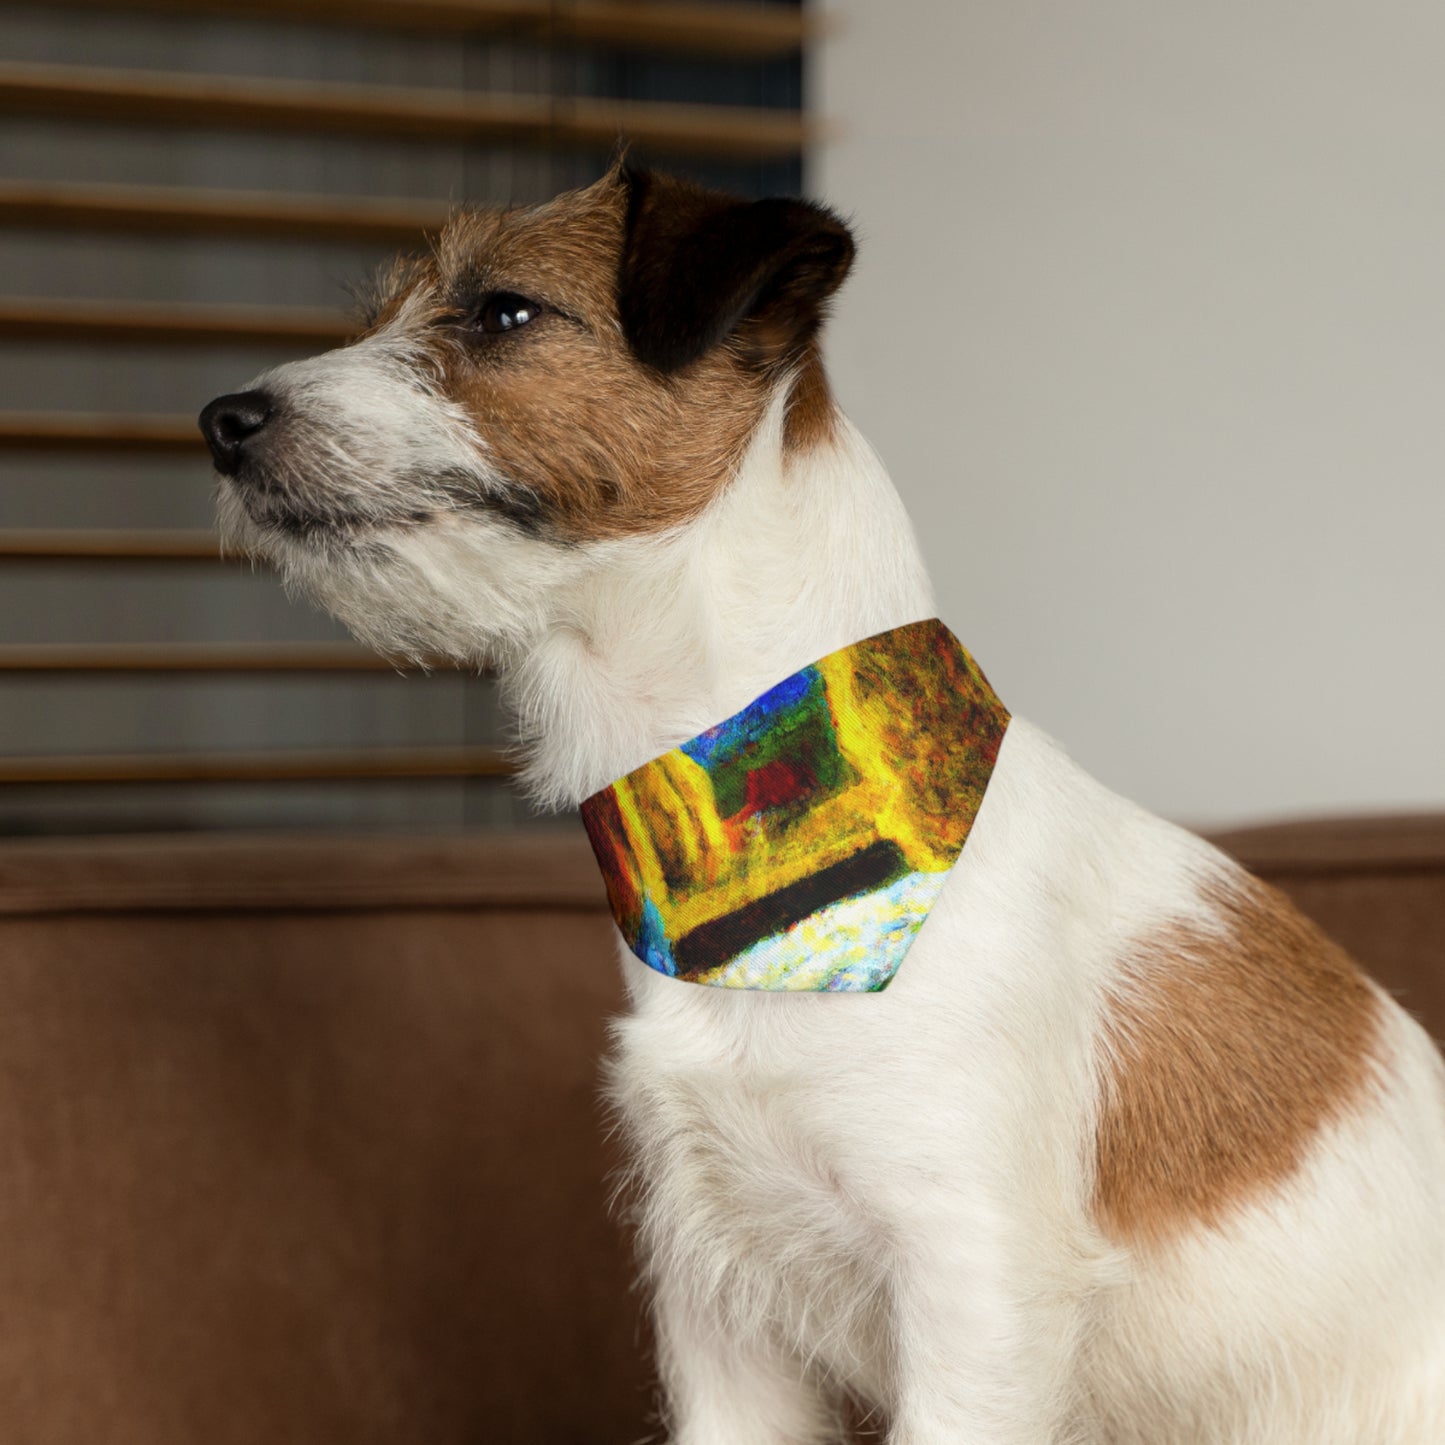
[{"x1": 580, "y1": 619, "x2": 1009, "y2": 992}]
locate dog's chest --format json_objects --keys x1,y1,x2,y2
[{"x1": 612, "y1": 991, "x2": 895, "y2": 1388}]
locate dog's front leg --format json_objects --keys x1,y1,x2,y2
[
  {"x1": 884, "y1": 1200, "x2": 1090, "y2": 1445},
  {"x1": 653, "y1": 1273, "x2": 842, "y2": 1445}
]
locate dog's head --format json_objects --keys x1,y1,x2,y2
[{"x1": 199, "y1": 165, "x2": 854, "y2": 662}]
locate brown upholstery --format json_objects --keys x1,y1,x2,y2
[
  {"x1": 0, "y1": 816, "x2": 1441, "y2": 1442},
  {"x1": 0, "y1": 832, "x2": 647, "y2": 1445}
]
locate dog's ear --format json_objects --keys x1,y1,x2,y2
[{"x1": 617, "y1": 166, "x2": 855, "y2": 376}]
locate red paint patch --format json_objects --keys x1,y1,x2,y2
[{"x1": 743, "y1": 757, "x2": 817, "y2": 816}]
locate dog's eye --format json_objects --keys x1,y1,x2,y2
[{"x1": 473, "y1": 292, "x2": 542, "y2": 335}]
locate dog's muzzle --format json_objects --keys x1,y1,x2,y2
[{"x1": 199, "y1": 390, "x2": 274, "y2": 476}]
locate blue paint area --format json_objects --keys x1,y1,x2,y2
[
  {"x1": 636, "y1": 895, "x2": 677, "y2": 976},
  {"x1": 680, "y1": 667, "x2": 819, "y2": 771}
]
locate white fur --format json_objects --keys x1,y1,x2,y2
[{"x1": 221, "y1": 354, "x2": 1445, "y2": 1443}]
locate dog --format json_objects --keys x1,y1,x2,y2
[{"x1": 200, "y1": 163, "x2": 1445, "y2": 1443}]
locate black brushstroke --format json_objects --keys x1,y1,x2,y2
[{"x1": 673, "y1": 838, "x2": 909, "y2": 980}]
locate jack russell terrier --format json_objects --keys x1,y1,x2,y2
[{"x1": 200, "y1": 164, "x2": 1445, "y2": 1444}]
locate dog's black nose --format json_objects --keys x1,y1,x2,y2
[{"x1": 199, "y1": 390, "x2": 272, "y2": 475}]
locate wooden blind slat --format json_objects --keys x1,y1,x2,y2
[
  {"x1": 0, "y1": 180, "x2": 448, "y2": 244},
  {"x1": 28, "y1": 0, "x2": 811, "y2": 58},
  {"x1": 0, "y1": 62, "x2": 813, "y2": 161},
  {"x1": 0, "y1": 644, "x2": 413, "y2": 673},
  {"x1": 0, "y1": 297, "x2": 352, "y2": 348},
  {"x1": 0, "y1": 412, "x2": 203, "y2": 451},
  {"x1": 0, "y1": 745, "x2": 512, "y2": 784},
  {"x1": 557, "y1": 0, "x2": 811, "y2": 57},
  {"x1": 0, "y1": 529, "x2": 224, "y2": 561}
]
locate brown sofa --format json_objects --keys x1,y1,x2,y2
[{"x1": 0, "y1": 817, "x2": 1441, "y2": 1443}]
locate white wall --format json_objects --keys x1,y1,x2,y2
[{"x1": 814, "y1": 1, "x2": 1445, "y2": 827}]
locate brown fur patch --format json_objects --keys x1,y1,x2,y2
[
  {"x1": 365, "y1": 175, "x2": 779, "y2": 541},
  {"x1": 1094, "y1": 872, "x2": 1382, "y2": 1246}
]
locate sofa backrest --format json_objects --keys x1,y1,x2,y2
[{"x1": 0, "y1": 831, "x2": 648, "y2": 1445}]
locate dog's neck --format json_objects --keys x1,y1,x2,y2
[{"x1": 505, "y1": 392, "x2": 938, "y2": 809}]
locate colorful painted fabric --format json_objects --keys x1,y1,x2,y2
[{"x1": 580, "y1": 619, "x2": 1010, "y2": 992}]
